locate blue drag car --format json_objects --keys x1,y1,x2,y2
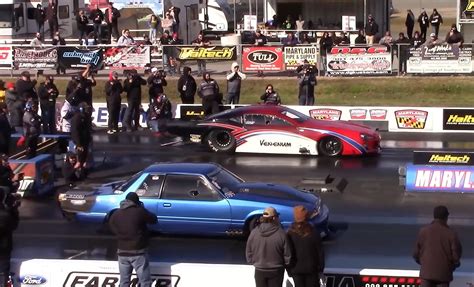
[{"x1": 58, "y1": 163, "x2": 329, "y2": 236}]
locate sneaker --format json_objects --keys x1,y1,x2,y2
[
  {"x1": 112, "y1": 129, "x2": 118, "y2": 133},
  {"x1": 107, "y1": 130, "x2": 114, "y2": 134}
]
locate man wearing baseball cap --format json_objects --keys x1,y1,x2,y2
[
  {"x1": 246, "y1": 206, "x2": 292, "y2": 287},
  {"x1": 413, "y1": 206, "x2": 462, "y2": 287}
]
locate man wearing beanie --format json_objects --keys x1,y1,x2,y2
[
  {"x1": 226, "y1": 62, "x2": 246, "y2": 104},
  {"x1": 246, "y1": 206, "x2": 292, "y2": 287},
  {"x1": 109, "y1": 192, "x2": 157, "y2": 287},
  {"x1": 287, "y1": 205, "x2": 325, "y2": 287},
  {"x1": 413, "y1": 206, "x2": 462, "y2": 287}
]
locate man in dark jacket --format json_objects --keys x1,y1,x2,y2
[
  {"x1": 198, "y1": 73, "x2": 220, "y2": 116},
  {"x1": 246, "y1": 206, "x2": 292, "y2": 287},
  {"x1": 226, "y1": 62, "x2": 246, "y2": 104},
  {"x1": 105, "y1": 2, "x2": 121, "y2": 41},
  {"x1": 364, "y1": 14, "x2": 379, "y2": 44},
  {"x1": 395, "y1": 33, "x2": 411, "y2": 75},
  {"x1": 147, "y1": 94, "x2": 172, "y2": 132},
  {"x1": 0, "y1": 154, "x2": 22, "y2": 194},
  {"x1": 296, "y1": 60, "x2": 317, "y2": 105},
  {"x1": 76, "y1": 66, "x2": 97, "y2": 106},
  {"x1": 38, "y1": 76, "x2": 59, "y2": 134},
  {"x1": 23, "y1": 101, "x2": 42, "y2": 159},
  {"x1": 46, "y1": 0, "x2": 59, "y2": 39},
  {"x1": 147, "y1": 68, "x2": 167, "y2": 103},
  {"x1": 0, "y1": 188, "x2": 19, "y2": 286},
  {"x1": 76, "y1": 10, "x2": 89, "y2": 44},
  {"x1": 177, "y1": 66, "x2": 196, "y2": 104},
  {"x1": 5, "y1": 83, "x2": 24, "y2": 133},
  {"x1": 0, "y1": 104, "x2": 11, "y2": 155},
  {"x1": 430, "y1": 9, "x2": 443, "y2": 37},
  {"x1": 413, "y1": 206, "x2": 462, "y2": 287},
  {"x1": 90, "y1": 4, "x2": 104, "y2": 43},
  {"x1": 105, "y1": 71, "x2": 123, "y2": 134},
  {"x1": 62, "y1": 152, "x2": 84, "y2": 186},
  {"x1": 34, "y1": 4, "x2": 45, "y2": 34},
  {"x1": 123, "y1": 71, "x2": 146, "y2": 131},
  {"x1": 15, "y1": 71, "x2": 37, "y2": 103},
  {"x1": 71, "y1": 102, "x2": 92, "y2": 169},
  {"x1": 109, "y1": 192, "x2": 157, "y2": 287},
  {"x1": 405, "y1": 10, "x2": 415, "y2": 39},
  {"x1": 418, "y1": 10, "x2": 430, "y2": 41}
]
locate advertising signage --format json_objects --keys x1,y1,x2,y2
[
  {"x1": 326, "y1": 46, "x2": 392, "y2": 75},
  {"x1": 443, "y1": 109, "x2": 474, "y2": 130},
  {"x1": 406, "y1": 164, "x2": 474, "y2": 193},
  {"x1": 413, "y1": 151, "x2": 474, "y2": 165}
]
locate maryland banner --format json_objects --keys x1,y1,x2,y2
[
  {"x1": 177, "y1": 46, "x2": 236, "y2": 61},
  {"x1": 104, "y1": 46, "x2": 151, "y2": 69},
  {"x1": 284, "y1": 46, "x2": 318, "y2": 70},
  {"x1": 13, "y1": 47, "x2": 58, "y2": 69}
]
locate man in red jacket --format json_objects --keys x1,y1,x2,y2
[{"x1": 413, "y1": 206, "x2": 462, "y2": 287}]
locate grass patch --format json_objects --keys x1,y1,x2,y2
[{"x1": 2, "y1": 76, "x2": 474, "y2": 107}]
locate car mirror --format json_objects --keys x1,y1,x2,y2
[{"x1": 188, "y1": 190, "x2": 199, "y2": 197}]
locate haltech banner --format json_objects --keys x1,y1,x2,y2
[
  {"x1": 413, "y1": 151, "x2": 474, "y2": 165},
  {"x1": 395, "y1": 109, "x2": 428, "y2": 129},
  {"x1": 177, "y1": 46, "x2": 236, "y2": 61},
  {"x1": 460, "y1": 0, "x2": 474, "y2": 22},
  {"x1": 443, "y1": 109, "x2": 474, "y2": 130}
]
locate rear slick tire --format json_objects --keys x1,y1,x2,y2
[{"x1": 206, "y1": 129, "x2": 236, "y2": 153}]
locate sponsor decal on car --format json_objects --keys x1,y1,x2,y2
[
  {"x1": 349, "y1": 109, "x2": 367, "y2": 120},
  {"x1": 63, "y1": 272, "x2": 180, "y2": 287},
  {"x1": 309, "y1": 109, "x2": 342, "y2": 121},
  {"x1": 369, "y1": 109, "x2": 387, "y2": 120},
  {"x1": 443, "y1": 109, "x2": 474, "y2": 130},
  {"x1": 178, "y1": 46, "x2": 236, "y2": 60},
  {"x1": 395, "y1": 109, "x2": 428, "y2": 129},
  {"x1": 413, "y1": 151, "x2": 474, "y2": 165},
  {"x1": 259, "y1": 140, "x2": 291, "y2": 147},
  {"x1": 20, "y1": 275, "x2": 47, "y2": 285}
]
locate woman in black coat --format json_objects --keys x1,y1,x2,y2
[{"x1": 287, "y1": 206, "x2": 325, "y2": 287}]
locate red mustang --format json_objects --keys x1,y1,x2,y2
[{"x1": 169, "y1": 105, "x2": 381, "y2": 157}]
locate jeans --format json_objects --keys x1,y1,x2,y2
[
  {"x1": 93, "y1": 23, "x2": 102, "y2": 43},
  {"x1": 107, "y1": 99, "x2": 121, "y2": 131},
  {"x1": 197, "y1": 60, "x2": 206, "y2": 75},
  {"x1": 254, "y1": 268, "x2": 284, "y2": 287},
  {"x1": 292, "y1": 273, "x2": 320, "y2": 287},
  {"x1": 432, "y1": 25, "x2": 440, "y2": 37},
  {"x1": 123, "y1": 101, "x2": 140, "y2": 130},
  {"x1": 226, "y1": 92, "x2": 240, "y2": 104},
  {"x1": 162, "y1": 53, "x2": 170, "y2": 72},
  {"x1": 149, "y1": 28, "x2": 157, "y2": 42},
  {"x1": 118, "y1": 254, "x2": 152, "y2": 287},
  {"x1": 41, "y1": 105, "x2": 56, "y2": 134}
]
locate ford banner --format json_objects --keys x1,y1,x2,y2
[{"x1": 405, "y1": 164, "x2": 474, "y2": 193}]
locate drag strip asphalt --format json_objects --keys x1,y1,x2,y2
[{"x1": 12, "y1": 131, "x2": 474, "y2": 271}]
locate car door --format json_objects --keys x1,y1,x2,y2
[
  {"x1": 238, "y1": 113, "x2": 302, "y2": 154},
  {"x1": 157, "y1": 174, "x2": 231, "y2": 235}
]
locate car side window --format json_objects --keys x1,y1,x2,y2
[
  {"x1": 244, "y1": 114, "x2": 266, "y2": 125},
  {"x1": 135, "y1": 174, "x2": 164, "y2": 198},
  {"x1": 162, "y1": 175, "x2": 220, "y2": 201},
  {"x1": 244, "y1": 114, "x2": 291, "y2": 126},
  {"x1": 266, "y1": 116, "x2": 291, "y2": 126}
]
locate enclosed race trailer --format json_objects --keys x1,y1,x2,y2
[{"x1": 0, "y1": 0, "x2": 85, "y2": 39}]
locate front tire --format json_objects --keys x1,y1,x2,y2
[
  {"x1": 206, "y1": 129, "x2": 236, "y2": 153},
  {"x1": 318, "y1": 136, "x2": 343, "y2": 157}
]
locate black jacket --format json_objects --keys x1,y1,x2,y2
[
  {"x1": 109, "y1": 199, "x2": 157, "y2": 253},
  {"x1": 0, "y1": 113, "x2": 12, "y2": 151},
  {"x1": 0, "y1": 165, "x2": 13, "y2": 190},
  {"x1": 62, "y1": 158, "x2": 82, "y2": 185},
  {"x1": 34, "y1": 8, "x2": 45, "y2": 24},
  {"x1": 246, "y1": 222, "x2": 292, "y2": 270},
  {"x1": 198, "y1": 79, "x2": 219, "y2": 101},
  {"x1": 71, "y1": 113, "x2": 92, "y2": 147},
  {"x1": 124, "y1": 76, "x2": 146, "y2": 103},
  {"x1": 418, "y1": 13, "x2": 429, "y2": 28},
  {"x1": 5, "y1": 90, "x2": 25, "y2": 128},
  {"x1": 105, "y1": 8, "x2": 121, "y2": 25},
  {"x1": 413, "y1": 219, "x2": 462, "y2": 282},
  {"x1": 15, "y1": 79, "x2": 37, "y2": 101},
  {"x1": 105, "y1": 80, "x2": 123, "y2": 103},
  {"x1": 77, "y1": 78, "x2": 96, "y2": 106},
  {"x1": 148, "y1": 99, "x2": 172, "y2": 120},
  {"x1": 287, "y1": 229, "x2": 324, "y2": 275},
  {"x1": 365, "y1": 21, "x2": 379, "y2": 37},
  {"x1": 77, "y1": 14, "x2": 89, "y2": 31},
  {"x1": 23, "y1": 111, "x2": 42, "y2": 137},
  {"x1": 0, "y1": 200, "x2": 19, "y2": 259},
  {"x1": 177, "y1": 75, "x2": 197, "y2": 100},
  {"x1": 90, "y1": 9, "x2": 104, "y2": 24},
  {"x1": 147, "y1": 75, "x2": 167, "y2": 98},
  {"x1": 38, "y1": 82, "x2": 59, "y2": 109},
  {"x1": 261, "y1": 92, "x2": 281, "y2": 105}
]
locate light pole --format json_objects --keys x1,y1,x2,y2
[
  {"x1": 185, "y1": 5, "x2": 191, "y2": 44},
  {"x1": 234, "y1": 0, "x2": 237, "y2": 32}
]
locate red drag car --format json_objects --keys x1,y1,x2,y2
[{"x1": 168, "y1": 105, "x2": 381, "y2": 157}]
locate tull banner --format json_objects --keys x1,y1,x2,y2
[{"x1": 242, "y1": 46, "x2": 284, "y2": 71}]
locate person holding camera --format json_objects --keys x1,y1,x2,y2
[
  {"x1": 109, "y1": 192, "x2": 157, "y2": 287},
  {"x1": 177, "y1": 66, "x2": 197, "y2": 104},
  {"x1": 62, "y1": 152, "x2": 84, "y2": 187},
  {"x1": 296, "y1": 60, "x2": 317, "y2": 106},
  {"x1": 198, "y1": 72, "x2": 220, "y2": 116},
  {"x1": 77, "y1": 66, "x2": 97, "y2": 106},
  {"x1": 226, "y1": 62, "x2": 246, "y2": 104},
  {"x1": 260, "y1": 84, "x2": 281, "y2": 105},
  {"x1": 0, "y1": 184, "x2": 20, "y2": 287},
  {"x1": 123, "y1": 70, "x2": 146, "y2": 132},
  {"x1": 0, "y1": 154, "x2": 22, "y2": 195},
  {"x1": 71, "y1": 102, "x2": 92, "y2": 169},
  {"x1": 22, "y1": 101, "x2": 42, "y2": 159},
  {"x1": 38, "y1": 76, "x2": 59, "y2": 134},
  {"x1": 147, "y1": 68, "x2": 167, "y2": 104},
  {"x1": 105, "y1": 72, "x2": 123, "y2": 135},
  {"x1": 147, "y1": 94, "x2": 172, "y2": 133}
]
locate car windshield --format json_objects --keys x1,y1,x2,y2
[
  {"x1": 114, "y1": 172, "x2": 143, "y2": 193},
  {"x1": 280, "y1": 107, "x2": 311, "y2": 122},
  {"x1": 208, "y1": 168, "x2": 244, "y2": 190}
]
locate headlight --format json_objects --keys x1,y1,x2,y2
[
  {"x1": 58, "y1": 193, "x2": 67, "y2": 202},
  {"x1": 360, "y1": 133, "x2": 374, "y2": 141},
  {"x1": 310, "y1": 198, "x2": 322, "y2": 219}
]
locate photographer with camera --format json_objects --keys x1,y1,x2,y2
[
  {"x1": 296, "y1": 59, "x2": 317, "y2": 106},
  {"x1": 147, "y1": 68, "x2": 168, "y2": 104},
  {"x1": 62, "y1": 152, "x2": 84, "y2": 187},
  {"x1": 105, "y1": 72, "x2": 123, "y2": 135},
  {"x1": 38, "y1": 75, "x2": 59, "y2": 134},
  {"x1": 147, "y1": 94, "x2": 172, "y2": 133},
  {"x1": 0, "y1": 182, "x2": 19, "y2": 287},
  {"x1": 76, "y1": 66, "x2": 97, "y2": 106},
  {"x1": 71, "y1": 102, "x2": 92, "y2": 170},
  {"x1": 260, "y1": 84, "x2": 281, "y2": 105},
  {"x1": 22, "y1": 101, "x2": 42, "y2": 159},
  {"x1": 123, "y1": 70, "x2": 146, "y2": 132}
]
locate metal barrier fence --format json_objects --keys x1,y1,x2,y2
[{"x1": 0, "y1": 42, "x2": 470, "y2": 77}]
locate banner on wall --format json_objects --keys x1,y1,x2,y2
[
  {"x1": 58, "y1": 47, "x2": 103, "y2": 69},
  {"x1": 443, "y1": 109, "x2": 474, "y2": 131},
  {"x1": 242, "y1": 46, "x2": 284, "y2": 71},
  {"x1": 177, "y1": 46, "x2": 236, "y2": 61},
  {"x1": 0, "y1": 46, "x2": 12, "y2": 69},
  {"x1": 406, "y1": 164, "x2": 474, "y2": 193},
  {"x1": 326, "y1": 46, "x2": 392, "y2": 75},
  {"x1": 104, "y1": 46, "x2": 150, "y2": 69},
  {"x1": 407, "y1": 44, "x2": 472, "y2": 73},
  {"x1": 283, "y1": 46, "x2": 318, "y2": 70},
  {"x1": 13, "y1": 47, "x2": 58, "y2": 69}
]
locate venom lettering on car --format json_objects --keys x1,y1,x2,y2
[
  {"x1": 259, "y1": 140, "x2": 291, "y2": 147},
  {"x1": 63, "y1": 272, "x2": 180, "y2": 287}
]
